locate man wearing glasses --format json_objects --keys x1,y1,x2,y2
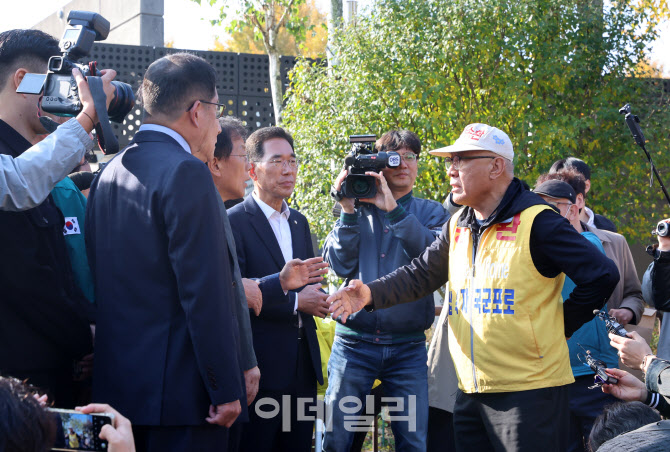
[
  {"x1": 87, "y1": 53, "x2": 243, "y2": 451},
  {"x1": 322, "y1": 130, "x2": 450, "y2": 451},
  {"x1": 327, "y1": 123, "x2": 619, "y2": 451},
  {"x1": 227, "y1": 126, "x2": 329, "y2": 452},
  {"x1": 534, "y1": 172, "x2": 644, "y2": 452}
]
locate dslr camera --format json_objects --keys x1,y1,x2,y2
[
  {"x1": 340, "y1": 135, "x2": 401, "y2": 199},
  {"x1": 17, "y1": 11, "x2": 134, "y2": 125}
]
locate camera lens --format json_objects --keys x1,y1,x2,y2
[
  {"x1": 107, "y1": 81, "x2": 135, "y2": 123},
  {"x1": 658, "y1": 221, "x2": 669, "y2": 237},
  {"x1": 352, "y1": 177, "x2": 372, "y2": 197}
]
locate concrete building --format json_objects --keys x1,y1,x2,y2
[{"x1": 32, "y1": 0, "x2": 164, "y2": 47}]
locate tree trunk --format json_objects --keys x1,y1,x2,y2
[
  {"x1": 268, "y1": 51, "x2": 284, "y2": 124},
  {"x1": 327, "y1": 0, "x2": 343, "y2": 68}
]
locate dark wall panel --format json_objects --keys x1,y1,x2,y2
[{"x1": 87, "y1": 43, "x2": 308, "y2": 149}]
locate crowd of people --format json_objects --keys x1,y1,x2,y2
[{"x1": 0, "y1": 26, "x2": 669, "y2": 452}]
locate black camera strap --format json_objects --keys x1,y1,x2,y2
[{"x1": 87, "y1": 75, "x2": 119, "y2": 154}]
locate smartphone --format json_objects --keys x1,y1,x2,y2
[{"x1": 48, "y1": 408, "x2": 113, "y2": 451}]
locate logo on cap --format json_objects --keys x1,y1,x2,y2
[{"x1": 464, "y1": 125, "x2": 485, "y2": 141}]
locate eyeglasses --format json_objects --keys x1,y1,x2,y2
[
  {"x1": 398, "y1": 152, "x2": 418, "y2": 163},
  {"x1": 257, "y1": 158, "x2": 300, "y2": 170},
  {"x1": 544, "y1": 200, "x2": 573, "y2": 217},
  {"x1": 230, "y1": 154, "x2": 249, "y2": 162},
  {"x1": 444, "y1": 155, "x2": 496, "y2": 170},
  {"x1": 186, "y1": 100, "x2": 226, "y2": 119}
]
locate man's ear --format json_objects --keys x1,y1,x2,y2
[
  {"x1": 187, "y1": 101, "x2": 201, "y2": 127},
  {"x1": 12, "y1": 68, "x2": 30, "y2": 93},
  {"x1": 584, "y1": 179, "x2": 591, "y2": 195},
  {"x1": 208, "y1": 157, "x2": 223, "y2": 177},
  {"x1": 568, "y1": 203, "x2": 579, "y2": 222},
  {"x1": 489, "y1": 157, "x2": 506, "y2": 179},
  {"x1": 576, "y1": 193, "x2": 585, "y2": 211},
  {"x1": 249, "y1": 162, "x2": 259, "y2": 182}
]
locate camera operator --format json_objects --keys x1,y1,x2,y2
[
  {"x1": 0, "y1": 30, "x2": 115, "y2": 211},
  {"x1": 0, "y1": 29, "x2": 115, "y2": 407},
  {"x1": 642, "y1": 219, "x2": 670, "y2": 360},
  {"x1": 322, "y1": 130, "x2": 450, "y2": 451},
  {"x1": 327, "y1": 124, "x2": 619, "y2": 452}
]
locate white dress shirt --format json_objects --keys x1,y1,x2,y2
[
  {"x1": 139, "y1": 124, "x2": 191, "y2": 154},
  {"x1": 252, "y1": 192, "x2": 301, "y2": 323}
]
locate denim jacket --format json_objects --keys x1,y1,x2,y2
[{"x1": 323, "y1": 192, "x2": 450, "y2": 343}]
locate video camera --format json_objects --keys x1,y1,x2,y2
[
  {"x1": 17, "y1": 10, "x2": 135, "y2": 153},
  {"x1": 340, "y1": 135, "x2": 401, "y2": 199},
  {"x1": 654, "y1": 220, "x2": 669, "y2": 237}
]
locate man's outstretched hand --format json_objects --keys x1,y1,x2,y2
[
  {"x1": 327, "y1": 279, "x2": 372, "y2": 323},
  {"x1": 280, "y1": 257, "x2": 329, "y2": 291}
]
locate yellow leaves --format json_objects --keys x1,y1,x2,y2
[{"x1": 212, "y1": 0, "x2": 326, "y2": 57}]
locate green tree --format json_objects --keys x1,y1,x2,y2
[
  {"x1": 283, "y1": 0, "x2": 670, "y2": 243},
  {"x1": 195, "y1": 0, "x2": 322, "y2": 123},
  {"x1": 211, "y1": 0, "x2": 327, "y2": 58}
]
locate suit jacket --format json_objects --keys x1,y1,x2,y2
[
  {"x1": 217, "y1": 195, "x2": 257, "y2": 372},
  {"x1": 228, "y1": 195, "x2": 324, "y2": 393},
  {"x1": 86, "y1": 130, "x2": 243, "y2": 426},
  {"x1": 0, "y1": 119, "x2": 92, "y2": 395}
]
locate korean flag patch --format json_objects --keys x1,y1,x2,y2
[{"x1": 63, "y1": 217, "x2": 81, "y2": 235}]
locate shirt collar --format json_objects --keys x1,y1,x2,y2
[
  {"x1": 139, "y1": 124, "x2": 191, "y2": 154},
  {"x1": 252, "y1": 191, "x2": 290, "y2": 220},
  {"x1": 584, "y1": 206, "x2": 595, "y2": 227},
  {"x1": 397, "y1": 190, "x2": 413, "y2": 207}
]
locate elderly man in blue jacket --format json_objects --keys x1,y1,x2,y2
[{"x1": 323, "y1": 129, "x2": 450, "y2": 451}]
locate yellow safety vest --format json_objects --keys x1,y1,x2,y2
[{"x1": 446, "y1": 205, "x2": 573, "y2": 393}]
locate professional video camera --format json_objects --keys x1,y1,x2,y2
[
  {"x1": 339, "y1": 135, "x2": 401, "y2": 199},
  {"x1": 16, "y1": 10, "x2": 135, "y2": 154}
]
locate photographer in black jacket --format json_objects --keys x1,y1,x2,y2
[
  {"x1": 0, "y1": 29, "x2": 114, "y2": 407},
  {"x1": 643, "y1": 219, "x2": 670, "y2": 359}
]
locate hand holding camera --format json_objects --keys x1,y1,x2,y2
[
  {"x1": 72, "y1": 67, "x2": 116, "y2": 132},
  {"x1": 332, "y1": 169, "x2": 356, "y2": 214},
  {"x1": 17, "y1": 10, "x2": 135, "y2": 154},
  {"x1": 358, "y1": 171, "x2": 398, "y2": 212}
]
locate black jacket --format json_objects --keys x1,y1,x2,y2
[
  {"x1": 594, "y1": 213, "x2": 617, "y2": 233},
  {"x1": 0, "y1": 120, "x2": 92, "y2": 393},
  {"x1": 642, "y1": 249, "x2": 670, "y2": 312},
  {"x1": 367, "y1": 178, "x2": 620, "y2": 337}
]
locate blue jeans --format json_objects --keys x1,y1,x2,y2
[{"x1": 323, "y1": 335, "x2": 428, "y2": 452}]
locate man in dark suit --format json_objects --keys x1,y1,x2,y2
[
  {"x1": 86, "y1": 52, "x2": 243, "y2": 451},
  {"x1": 191, "y1": 117, "x2": 329, "y2": 451},
  {"x1": 228, "y1": 127, "x2": 329, "y2": 452}
]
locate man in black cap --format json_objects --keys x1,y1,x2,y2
[
  {"x1": 550, "y1": 157, "x2": 617, "y2": 232},
  {"x1": 534, "y1": 173, "x2": 643, "y2": 452}
]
